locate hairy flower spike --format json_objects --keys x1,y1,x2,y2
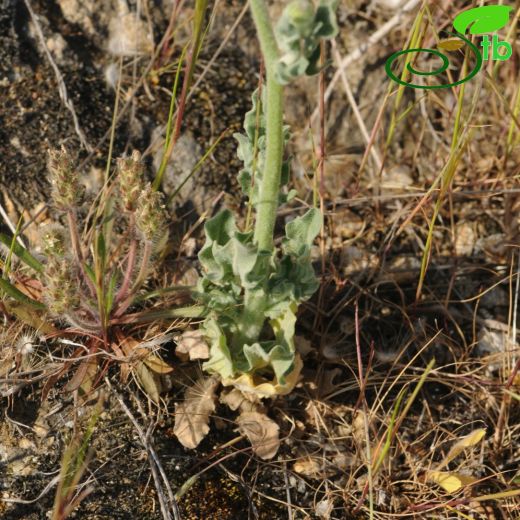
[
  {"x1": 48, "y1": 146, "x2": 83, "y2": 210},
  {"x1": 117, "y1": 150, "x2": 145, "y2": 210},
  {"x1": 43, "y1": 256, "x2": 80, "y2": 315},
  {"x1": 135, "y1": 186, "x2": 168, "y2": 243},
  {"x1": 41, "y1": 225, "x2": 68, "y2": 257}
]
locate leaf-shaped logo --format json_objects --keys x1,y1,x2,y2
[{"x1": 453, "y1": 5, "x2": 513, "y2": 35}]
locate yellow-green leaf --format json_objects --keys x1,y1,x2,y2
[
  {"x1": 438, "y1": 428, "x2": 486, "y2": 469},
  {"x1": 437, "y1": 38, "x2": 465, "y2": 51},
  {"x1": 5, "y1": 301, "x2": 56, "y2": 334},
  {"x1": 427, "y1": 470, "x2": 477, "y2": 493}
]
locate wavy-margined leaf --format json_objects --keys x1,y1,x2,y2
[
  {"x1": 199, "y1": 215, "x2": 259, "y2": 288},
  {"x1": 201, "y1": 209, "x2": 236, "y2": 247},
  {"x1": 283, "y1": 208, "x2": 322, "y2": 257},
  {"x1": 197, "y1": 213, "x2": 319, "y2": 394},
  {"x1": 314, "y1": 0, "x2": 340, "y2": 37},
  {"x1": 198, "y1": 210, "x2": 237, "y2": 279},
  {"x1": 222, "y1": 354, "x2": 303, "y2": 398},
  {"x1": 275, "y1": 0, "x2": 339, "y2": 84},
  {"x1": 202, "y1": 317, "x2": 235, "y2": 379},
  {"x1": 234, "y1": 88, "x2": 291, "y2": 205},
  {"x1": 453, "y1": 5, "x2": 513, "y2": 35},
  {"x1": 241, "y1": 341, "x2": 295, "y2": 383},
  {"x1": 202, "y1": 301, "x2": 301, "y2": 396}
]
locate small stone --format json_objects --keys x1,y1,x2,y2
[
  {"x1": 380, "y1": 166, "x2": 413, "y2": 192},
  {"x1": 108, "y1": 5, "x2": 153, "y2": 56},
  {"x1": 315, "y1": 498, "x2": 333, "y2": 519},
  {"x1": 454, "y1": 222, "x2": 476, "y2": 256},
  {"x1": 18, "y1": 438, "x2": 35, "y2": 450}
]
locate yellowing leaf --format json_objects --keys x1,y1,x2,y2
[
  {"x1": 438, "y1": 428, "x2": 486, "y2": 469},
  {"x1": 221, "y1": 354, "x2": 303, "y2": 398},
  {"x1": 174, "y1": 376, "x2": 218, "y2": 449},
  {"x1": 427, "y1": 470, "x2": 477, "y2": 493},
  {"x1": 437, "y1": 37, "x2": 465, "y2": 51}
]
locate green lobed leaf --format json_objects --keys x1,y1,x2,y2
[
  {"x1": 283, "y1": 208, "x2": 322, "y2": 257},
  {"x1": 275, "y1": 0, "x2": 339, "y2": 84},
  {"x1": 202, "y1": 317, "x2": 235, "y2": 379},
  {"x1": 234, "y1": 88, "x2": 291, "y2": 206}
]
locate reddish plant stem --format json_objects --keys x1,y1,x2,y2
[
  {"x1": 113, "y1": 241, "x2": 152, "y2": 318},
  {"x1": 67, "y1": 210, "x2": 97, "y2": 298},
  {"x1": 114, "y1": 239, "x2": 138, "y2": 305}
]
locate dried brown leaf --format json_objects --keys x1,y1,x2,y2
[
  {"x1": 64, "y1": 357, "x2": 98, "y2": 394},
  {"x1": 175, "y1": 330, "x2": 210, "y2": 361},
  {"x1": 293, "y1": 452, "x2": 354, "y2": 478},
  {"x1": 143, "y1": 353, "x2": 173, "y2": 374},
  {"x1": 294, "y1": 456, "x2": 323, "y2": 477},
  {"x1": 134, "y1": 362, "x2": 162, "y2": 402},
  {"x1": 174, "y1": 376, "x2": 219, "y2": 449},
  {"x1": 220, "y1": 388, "x2": 259, "y2": 412},
  {"x1": 237, "y1": 411, "x2": 280, "y2": 460}
]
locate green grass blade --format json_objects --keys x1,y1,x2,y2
[
  {"x1": 0, "y1": 232, "x2": 43, "y2": 273},
  {"x1": 372, "y1": 358, "x2": 435, "y2": 474},
  {"x1": 114, "y1": 305, "x2": 206, "y2": 324},
  {"x1": 372, "y1": 387, "x2": 407, "y2": 474},
  {"x1": 0, "y1": 277, "x2": 46, "y2": 309},
  {"x1": 153, "y1": 0, "x2": 209, "y2": 190},
  {"x1": 166, "y1": 130, "x2": 227, "y2": 205}
]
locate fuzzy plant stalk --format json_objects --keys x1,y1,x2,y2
[
  {"x1": 196, "y1": 0, "x2": 338, "y2": 397},
  {"x1": 233, "y1": 0, "x2": 286, "y2": 347},
  {"x1": 249, "y1": 0, "x2": 284, "y2": 253},
  {"x1": 240, "y1": 0, "x2": 340, "y2": 346}
]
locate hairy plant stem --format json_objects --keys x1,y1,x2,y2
[
  {"x1": 130, "y1": 240, "x2": 152, "y2": 294},
  {"x1": 249, "y1": 0, "x2": 284, "y2": 253},
  {"x1": 113, "y1": 240, "x2": 152, "y2": 318},
  {"x1": 233, "y1": 0, "x2": 284, "y2": 343},
  {"x1": 114, "y1": 217, "x2": 138, "y2": 306},
  {"x1": 65, "y1": 312, "x2": 101, "y2": 333},
  {"x1": 113, "y1": 238, "x2": 137, "y2": 306},
  {"x1": 67, "y1": 210, "x2": 97, "y2": 299}
]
